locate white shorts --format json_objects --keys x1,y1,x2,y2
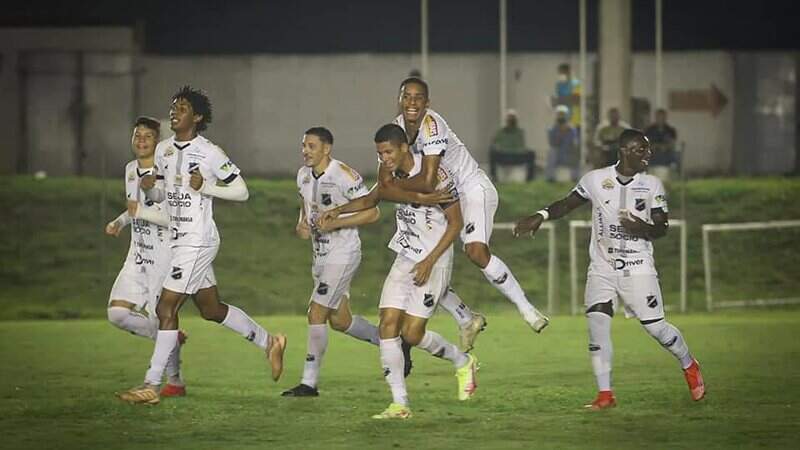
[
  {"x1": 379, "y1": 254, "x2": 452, "y2": 319},
  {"x1": 162, "y1": 245, "x2": 218, "y2": 295},
  {"x1": 459, "y1": 173, "x2": 499, "y2": 245},
  {"x1": 311, "y1": 255, "x2": 361, "y2": 309},
  {"x1": 585, "y1": 272, "x2": 665, "y2": 322},
  {"x1": 108, "y1": 265, "x2": 153, "y2": 311}
]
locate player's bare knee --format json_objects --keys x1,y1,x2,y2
[
  {"x1": 465, "y1": 243, "x2": 491, "y2": 268},
  {"x1": 307, "y1": 301, "x2": 330, "y2": 325},
  {"x1": 328, "y1": 314, "x2": 350, "y2": 332},
  {"x1": 198, "y1": 303, "x2": 226, "y2": 322},
  {"x1": 401, "y1": 325, "x2": 425, "y2": 346}
]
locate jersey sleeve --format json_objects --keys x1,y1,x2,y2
[
  {"x1": 652, "y1": 178, "x2": 669, "y2": 212},
  {"x1": 125, "y1": 164, "x2": 138, "y2": 201},
  {"x1": 338, "y1": 163, "x2": 369, "y2": 200},
  {"x1": 572, "y1": 172, "x2": 593, "y2": 201},
  {"x1": 419, "y1": 114, "x2": 449, "y2": 157},
  {"x1": 296, "y1": 168, "x2": 305, "y2": 196},
  {"x1": 207, "y1": 145, "x2": 241, "y2": 184}
]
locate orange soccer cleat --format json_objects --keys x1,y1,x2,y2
[
  {"x1": 159, "y1": 383, "x2": 186, "y2": 397},
  {"x1": 683, "y1": 358, "x2": 706, "y2": 401},
  {"x1": 584, "y1": 390, "x2": 617, "y2": 410}
]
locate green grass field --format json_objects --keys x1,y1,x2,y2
[{"x1": 2, "y1": 311, "x2": 799, "y2": 449}]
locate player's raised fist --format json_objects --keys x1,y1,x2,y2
[
  {"x1": 105, "y1": 220, "x2": 122, "y2": 237},
  {"x1": 140, "y1": 174, "x2": 156, "y2": 190},
  {"x1": 513, "y1": 214, "x2": 543, "y2": 238},
  {"x1": 189, "y1": 168, "x2": 204, "y2": 191}
]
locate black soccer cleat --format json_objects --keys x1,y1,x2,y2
[
  {"x1": 281, "y1": 383, "x2": 319, "y2": 397},
  {"x1": 402, "y1": 340, "x2": 414, "y2": 378}
]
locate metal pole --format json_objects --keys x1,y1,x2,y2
[
  {"x1": 547, "y1": 224, "x2": 557, "y2": 315},
  {"x1": 680, "y1": 220, "x2": 687, "y2": 312},
  {"x1": 499, "y1": 0, "x2": 508, "y2": 125},
  {"x1": 421, "y1": 0, "x2": 429, "y2": 78},
  {"x1": 655, "y1": 0, "x2": 663, "y2": 108},
  {"x1": 570, "y1": 223, "x2": 578, "y2": 315},
  {"x1": 579, "y1": 0, "x2": 588, "y2": 170},
  {"x1": 702, "y1": 226, "x2": 713, "y2": 311}
]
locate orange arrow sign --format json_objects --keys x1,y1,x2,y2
[{"x1": 668, "y1": 83, "x2": 728, "y2": 117}]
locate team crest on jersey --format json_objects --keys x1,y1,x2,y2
[
  {"x1": 602, "y1": 178, "x2": 615, "y2": 190},
  {"x1": 321, "y1": 193, "x2": 332, "y2": 206},
  {"x1": 423, "y1": 293, "x2": 435, "y2": 308},
  {"x1": 302, "y1": 175, "x2": 310, "y2": 184},
  {"x1": 424, "y1": 116, "x2": 439, "y2": 138},
  {"x1": 164, "y1": 147, "x2": 175, "y2": 157},
  {"x1": 635, "y1": 198, "x2": 646, "y2": 211}
]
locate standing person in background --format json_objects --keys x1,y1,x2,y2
[
  {"x1": 489, "y1": 109, "x2": 535, "y2": 181},
  {"x1": 553, "y1": 63, "x2": 582, "y2": 132},
  {"x1": 546, "y1": 105, "x2": 579, "y2": 182}
]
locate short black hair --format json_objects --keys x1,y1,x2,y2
[
  {"x1": 399, "y1": 76, "x2": 429, "y2": 98},
  {"x1": 619, "y1": 128, "x2": 647, "y2": 148},
  {"x1": 305, "y1": 126, "x2": 334, "y2": 145},
  {"x1": 134, "y1": 116, "x2": 161, "y2": 136},
  {"x1": 172, "y1": 85, "x2": 212, "y2": 132},
  {"x1": 558, "y1": 63, "x2": 571, "y2": 73},
  {"x1": 374, "y1": 123, "x2": 407, "y2": 147}
]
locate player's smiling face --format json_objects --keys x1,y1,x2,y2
[
  {"x1": 376, "y1": 140, "x2": 410, "y2": 173},
  {"x1": 399, "y1": 82, "x2": 429, "y2": 124},
  {"x1": 301, "y1": 134, "x2": 330, "y2": 169},
  {"x1": 169, "y1": 98, "x2": 200, "y2": 135},
  {"x1": 620, "y1": 136, "x2": 652, "y2": 173},
  {"x1": 131, "y1": 125, "x2": 158, "y2": 159}
]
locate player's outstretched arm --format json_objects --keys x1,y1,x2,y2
[
  {"x1": 197, "y1": 173, "x2": 249, "y2": 202},
  {"x1": 319, "y1": 206, "x2": 380, "y2": 233},
  {"x1": 412, "y1": 202, "x2": 462, "y2": 286},
  {"x1": 391, "y1": 155, "x2": 440, "y2": 194},
  {"x1": 619, "y1": 208, "x2": 668, "y2": 240},
  {"x1": 513, "y1": 191, "x2": 588, "y2": 237},
  {"x1": 376, "y1": 162, "x2": 452, "y2": 205}
]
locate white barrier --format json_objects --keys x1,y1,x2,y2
[
  {"x1": 702, "y1": 220, "x2": 800, "y2": 311},
  {"x1": 569, "y1": 219, "x2": 687, "y2": 315},
  {"x1": 494, "y1": 222, "x2": 556, "y2": 314}
]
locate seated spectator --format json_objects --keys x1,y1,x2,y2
[
  {"x1": 546, "y1": 105, "x2": 579, "y2": 181},
  {"x1": 490, "y1": 109, "x2": 535, "y2": 181},
  {"x1": 592, "y1": 107, "x2": 631, "y2": 167},
  {"x1": 645, "y1": 108, "x2": 678, "y2": 168}
]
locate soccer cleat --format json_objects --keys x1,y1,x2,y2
[
  {"x1": 459, "y1": 312, "x2": 487, "y2": 352},
  {"x1": 522, "y1": 307, "x2": 550, "y2": 333},
  {"x1": 159, "y1": 383, "x2": 186, "y2": 397},
  {"x1": 683, "y1": 358, "x2": 706, "y2": 401},
  {"x1": 371, "y1": 403, "x2": 412, "y2": 420},
  {"x1": 281, "y1": 383, "x2": 319, "y2": 397},
  {"x1": 584, "y1": 390, "x2": 616, "y2": 410},
  {"x1": 455, "y1": 353, "x2": 478, "y2": 401},
  {"x1": 117, "y1": 384, "x2": 160, "y2": 405},
  {"x1": 267, "y1": 334, "x2": 287, "y2": 382},
  {"x1": 402, "y1": 340, "x2": 414, "y2": 378}
]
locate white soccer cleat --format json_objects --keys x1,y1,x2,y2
[
  {"x1": 522, "y1": 307, "x2": 549, "y2": 333},
  {"x1": 459, "y1": 313, "x2": 487, "y2": 352}
]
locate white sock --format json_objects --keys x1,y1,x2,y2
[
  {"x1": 107, "y1": 307, "x2": 157, "y2": 339},
  {"x1": 481, "y1": 255, "x2": 536, "y2": 313},
  {"x1": 221, "y1": 304, "x2": 269, "y2": 350},
  {"x1": 300, "y1": 324, "x2": 328, "y2": 388},
  {"x1": 642, "y1": 319, "x2": 693, "y2": 369},
  {"x1": 379, "y1": 337, "x2": 408, "y2": 406},
  {"x1": 417, "y1": 330, "x2": 469, "y2": 369},
  {"x1": 165, "y1": 343, "x2": 183, "y2": 386},
  {"x1": 344, "y1": 315, "x2": 380, "y2": 346},
  {"x1": 437, "y1": 289, "x2": 474, "y2": 327},
  {"x1": 144, "y1": 330, "x2": 179, "y2": 386},
  {"x1": 587, "y1": 312, "x2": 613, "y2": 391}
]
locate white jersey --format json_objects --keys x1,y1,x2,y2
[
  {"x1": 154, "y1": 135, "x2": 240, "y2": 247},
  {"x1": 122, "y1": 160, "x2": 171, "y2": 280},
  {"x1": 393, "y1": 109, "x2": 482, "y2": 192},
  {"x1": 388, "y1": 152, "x2": 459, "y2": 266},
  {"x1": 573, "y1": 165, "x2": 669, "y2": 276},
  {"x1": 297, "y1": 159, "x2": 369, "y2": 264}
]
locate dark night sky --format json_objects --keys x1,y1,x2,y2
[{"x1": 3, "y1": 0, "x2": 798, "y2": 54}]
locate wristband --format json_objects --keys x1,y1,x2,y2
[{"x1": 536, "y1": 209, "x2": 550, "y2": 221}]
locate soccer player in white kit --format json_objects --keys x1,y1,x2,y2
[
  {"x1": 117, "y1": 86, "x2": 286, "y2": 405},
  {"x1": 325, "y1": 124, "x2": 478, "y2": 420},
  {"x1": 513, "y1": 129, "x2": 705, "y2": 409},
  {"x1": 105, "y1": 116, "x2": 186, "y2": 397},
  {"x1": 281, "y1": 127, "x2": 385, "y2": 397},
  {"x1": 381, "y1": 77, "x2": 549, "y2": 340}
]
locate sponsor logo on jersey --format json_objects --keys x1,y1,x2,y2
[
  {"x1": 632, "y1": 186, "x2": 650, "y2": 193},
  {"x1": 655, "y1": 194, "x2": 666, "y2": 203},
  {"x1": 602, "y1": 179, "x2": 615, "y2": 190},
  {"x1": 615, "y1": 258, "x2": 644, "y2": 270},
  {"x1": 608, "y1": 224, "x2": 640, "y2": 242},
  {"x1": 134, "y1": 252, "x2": 155, "y2": 266},
  {"x1": 167, "y1": 191, "x2": 192, "y2": 207},
  {"x1": 465, "y1": 223, "x2": 475, "y2": 234},
  {"x1": 171, "y1": 266, "x2": 183, "y2": 280},
  {"x1": 316, "y1": 282, "x2": 329, "y2": 296},
  {"x1": 321, "y1": 193, "x2": 332, "y2": 206},
  {"x1": 635, "y1": 198, "x2": 646, "y2": 211},
  {"x1": 423, "y1": 293, "x2": 435, "y2": 308},
  {"x1": 646, "y1": 295, "x2": 658, "y2": 308}
]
